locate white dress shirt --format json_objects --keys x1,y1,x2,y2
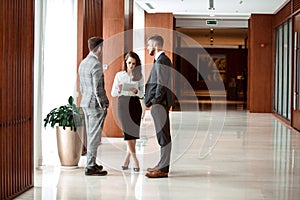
[
  {"x1": 155, "y1": 51, "x2": 164, "y2": 61},
  {"x1": 111, "y1": 71, "x2": 144, "y2": 98}
]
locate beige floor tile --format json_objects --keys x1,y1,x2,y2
[{"x1": 16, "y1": 110, "x2": 300, "y2": 200}]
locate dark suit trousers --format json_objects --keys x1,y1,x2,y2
[{"x1": 151, "y1": 104, "x2": 172, "y2": 173}]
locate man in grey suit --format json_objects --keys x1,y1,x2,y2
[
  {"x1": 144, "y1": 35, "x2": 174, "y2": 178},
  {"x1": 79, "y1": 37, "x2": 109, "y2": 176}
]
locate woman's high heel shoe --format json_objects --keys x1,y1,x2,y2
[
  {"x1": 133, "y1": 168, "x2": 140, "y2": 172},
  {"x1": 122, "y1": 166, "x2": 129, "y2": 170}
]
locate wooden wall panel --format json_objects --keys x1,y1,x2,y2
[
  {"x1": 274, "y1": 1, "x2": 292, "y2": 27},
  {"x1": 144, "y1": 13, "x2": 174, "y2": 80},
  {"x1": 77, "y1": 0, "x2": 103, "y2": 109},
  {"x1": 0, "y1": 0, "x2": 34, "y2": 199},
  {"x1": 78, "y1": 0, "x2": 103, "y2": 64},
  {"x1": 124, "y1": 0, "x2": 133, "y2": 52},
  {"x1": 294, "y1": 0, "x2": 300, "y2": 12},
  {"x1": 247, "y1": 20, "x2": 251, "y2": 110},
  {"x1": 77, "y1": 0, "x2": 103, "y2": 106},
  {"x1": 77, "y1": 0, "x2": 133, "y2": 138},
  {"x1": 248, "y1": 14, "x2": 273, "y2": 112},
  {"x1": 295, "y1": 13, "x2": 300, "y2": 32},
  {"x1": 102, "y1": 0, "x2": 125, "y2": 137}
]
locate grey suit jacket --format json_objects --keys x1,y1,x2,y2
[
  {"x1": 78, "y1": 52, "x2": 109, "y2": 108},
  {"x1": 144, "y1": 52, "x2": 174, "y2": 108}
]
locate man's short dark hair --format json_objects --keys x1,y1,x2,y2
[
  {"x1": 88, "y1": 37, "x2": 104, "y2": 52},
  {"x1": 148, "y1": 35, "x2": 164, "y2": 48}
]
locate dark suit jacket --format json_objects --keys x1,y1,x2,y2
[{"x1": 144, "y1": 52, "x2": 174, "y2": 108}]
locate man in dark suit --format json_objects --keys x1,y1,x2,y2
[
  {"x1": 78, "y1": 37, "x2": 109, "y2": 176},
  {"x1": 144, "y1": 35, "x2": 174, "y2": 178}
]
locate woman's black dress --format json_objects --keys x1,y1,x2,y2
[{"x1": 118, "y1": 96, "x2": 142, "y2": 140}]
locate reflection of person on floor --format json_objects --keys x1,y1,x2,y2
[
  {"x1": 111, "y1": 51, "x2": 144, "y2": 172},
  {"x1": 144, "y1": 35, "x2": 174, "y2": 178},
  {"x1": 122, "y1": 173, "x2": 139, "y2": 199}
]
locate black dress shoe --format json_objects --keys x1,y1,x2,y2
[
  {"x1": 85, "y1": 167, "x2": 107, "y2": 176},
  {"x1": 95, "y1": 164, "x2": 103, "y2": 171}
]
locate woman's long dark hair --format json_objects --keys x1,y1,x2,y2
[{"x1": 123, "y1": 51, "x2": 142, "y2": 81}]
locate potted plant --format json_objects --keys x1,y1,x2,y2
[{"x1": 43, "y1": 96, "x2": 84, "y2": 167}]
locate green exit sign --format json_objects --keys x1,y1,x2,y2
[{"x1": 206, "y1": 20, "x2": 217, "y2": 25}]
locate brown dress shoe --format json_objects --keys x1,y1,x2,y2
[
  {"x1": 147, "y1": 167, "x2": 158, "y2": 173},
  {"x1": 145, "y1": 170, "x2": 168, "y2": 178}
]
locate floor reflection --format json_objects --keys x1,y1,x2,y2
[{"x1": 16, "y1": 110, "x2": 300, "y2": 200}]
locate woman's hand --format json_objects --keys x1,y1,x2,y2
[
  {"x1": 129, "y1": 88, "x2": 138, "y2": 94},
  {"x1": 118, "y1": 84, "x2": 123, "y2": 93}
]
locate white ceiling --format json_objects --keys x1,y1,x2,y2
[
  {"x1": 135, "y1": 0, "x2": 290, "y2": 45},
  {"x1": 135, "y1": 0, "x2": 289, "y2": 19}
]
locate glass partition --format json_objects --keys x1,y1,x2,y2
[{"x1": 274, "y1": 19, "x2": 292, "y2": 120}]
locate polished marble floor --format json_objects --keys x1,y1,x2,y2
[{"x1": 16, "y1": 108, "x2": 300, "y2": 200}]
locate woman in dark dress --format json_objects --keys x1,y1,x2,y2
[{"x1": 111, "y1": 51, "x2": 144, "y2": 172}]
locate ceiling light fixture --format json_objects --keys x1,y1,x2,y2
[
  {"x1": 209, "y1": 0, "x2": 215, "y2": 10},
  {"x1": 145, "y1": 3, "x2": 154, "y2": 9}
]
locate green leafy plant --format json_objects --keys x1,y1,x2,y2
[{"x1": 43, "y1": 96, "x2": 83, "y2": 131}]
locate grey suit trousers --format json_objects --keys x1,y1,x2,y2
[
  {"x1": 82, "y1": 107, "x2": 107, "y2": 168},
  {"x1": 151, "y1": 104, "x2": 172, "y2": 173}
]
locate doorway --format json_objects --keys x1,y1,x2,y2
[{"x1": 174, "y1": 28, "x2": 248, "y2": 111}]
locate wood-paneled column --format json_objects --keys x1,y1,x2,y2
[
  {"x1": 144, "y1": 13, "x2": 174, "y2": 80},
  {"x1": 77, "y1": 0, "x2": 130, "y2": 137},
  {"x1": 102, "y1": 0, "x2": 125, "y2": 137},
  {"x1": 144, "y1": 13, "x2": 175, "y2": 111},
  {"x1": 248, "y1": 14, "x2": 273, "y2": 112}
]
